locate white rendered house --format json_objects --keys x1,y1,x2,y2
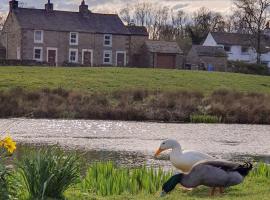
[{"x1": 203, "y1": 32, "x2": 270, "y2": 68}]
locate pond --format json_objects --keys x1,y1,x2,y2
[{"x1": 1, "y1": 119, "x2": 270, "y2": 169}]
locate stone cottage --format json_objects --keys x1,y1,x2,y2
[
  {"x1": 0, "y1": 0, "x2": 150, "y2": 67},
  {"x1": 186, "y1": 45, "x2": 227, "y2": 71},
  {"x1": 0, "y1": 0, "x2": 184, "y2": 69}
]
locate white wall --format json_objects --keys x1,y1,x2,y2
[
  {"x1": 203, "y1": 33, "x2": 217, "y2": 46},
  {"x1": 226, "y1": 46, "x2": 257, "y2": 63}
]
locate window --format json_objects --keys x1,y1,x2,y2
[
  {"x1": 241, "y1": 46, "x2": 249, "y2": 54},
  {"x1": 103, "y1": 50, "x2": 112, "y2": 64},
  {"x1": 34, "y1": 30, "x2": 44, "y2": 43},
  {"x1": 224, "y1": 46, "x2": 231, "y2": 52},
  {"x1": 70, "y1": 32, "x2": 79, "y2": 45},
  {"x1": 104, "y1": 34, "x2": 112, "y2": 47},
  {"x1": 33, "y1": 47, "x2": 43, "y2": 61},
  {"x1": 69, "y1": 49, "x2": 78, "y2": 63}
]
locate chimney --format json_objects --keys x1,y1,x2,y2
[
  {"x1": 79, "y1": 0, "x2": 90, "y2": 16},
  {"x1": 9, "y1": 0, "x2": 19, "y2": 12},
  {"x1": 45, "y1": 0, "x2": 54, "y2": 12}
]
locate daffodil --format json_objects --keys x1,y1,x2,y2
[{"x1": 0, "y1": 136, "x2": 16, "y2": 154}]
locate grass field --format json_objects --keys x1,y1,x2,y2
[
  {"x1": 1, "y1": 67, "x2": 270, "y2": 94},
  {"x1": 65, "y1": 177, "x2": 270, "y2": 200}
]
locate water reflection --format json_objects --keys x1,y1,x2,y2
[{"x1": 0, "y1": 119, "x2": 269, "y2": 168}]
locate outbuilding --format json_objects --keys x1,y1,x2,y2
[
  {"x1": 186, "y1": 45, "x2": 228, "y2": 71},
  {"x1": 141, "y1": 41, "x2": 183, "y2": 69}
]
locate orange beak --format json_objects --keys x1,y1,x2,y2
[{"x1": 154, "y1": 148, "x2": 165, "y2": 157}]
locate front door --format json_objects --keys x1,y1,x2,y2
[
  {"x1": 83, "y1": 51, "x2": 92, "y2": 66},
  {"x1": 116, "y1": 52, "x2": 126, "y2": 67},
  {"x1": 48, "y1": 49, "x2": 56, "y2": 66}
]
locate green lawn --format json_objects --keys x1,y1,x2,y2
[
  {"x1": 0, "y1": 66, "x2": 270, "y2": 94},
  {"x1": 65, "y1": 177, "x2": 270, "y2": 200}
]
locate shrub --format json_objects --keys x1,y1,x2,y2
[
  {"x1": 228, "y1": 61, "x2": 269, "y2": 75},
  {"x1": 80, "y1": 162, "x2": 172, "y2": 196},
  {"x1": 16, "y1": 147, "x2": 81, "y2": 200}
]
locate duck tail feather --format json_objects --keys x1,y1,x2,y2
[{"x1": 235, "y1": 162, "x2": 253, "y2": 177}]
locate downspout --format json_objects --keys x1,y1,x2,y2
[{"x1": 6, "y1": 31, "x2": 8, "y2": 59}]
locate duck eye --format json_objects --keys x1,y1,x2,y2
[{"x1": 162, "y1": 142, "x2": 165, "y2": 145}]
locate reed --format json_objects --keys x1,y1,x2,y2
[
  {"x1": 16, "y1": 147, "x2": 81, "y2": 200},
  {"x1": 190, "y1": 114, "x2": 221, "y2": 123},
  {"x1": 250, "y1": 162, "x2": 270, "y2": 178},
  {"x1": 79, "y1": 162, "x2": 172, "y2": 196}
]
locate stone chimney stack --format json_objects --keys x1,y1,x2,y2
[
  {"x1": 45, "y1": 0, "x2": 54, "y2": 12},
  {"x1": 9, "y1": 0, "x2": 19, "y2": 12},
  {"x1": 79, "y1": 0, "x2": 90, "y2": 16}
]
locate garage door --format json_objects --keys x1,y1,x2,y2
[{"x1": 156, "y1": 54, "x2": 176, "y2": 69}]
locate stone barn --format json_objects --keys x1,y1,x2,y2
[
  {"x1": 141, "y1": 41, "x2": 183, "y2": 69},
  {"x1": 186, "y1": 45, "x2": 227, "y2": 71}
]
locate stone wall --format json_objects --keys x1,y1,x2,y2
[
  {"x1": 21, "y1": 29, "x2": 130, "y2": 66},
  {"x1": 1, "y1": 12, "x2": 22, "y2": 60},
  {"x1": 128, "y1": 36, "x2": 148, "y2": 67},
  {"x1": 186, "y1": 49, "x2": 227, "y2": 71}
]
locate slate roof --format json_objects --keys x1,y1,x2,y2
[
  {"x1": 192, "y1": 45, "x2": 227, "y2": 57},
  {"x1": 145, "y1": 40, "x2": 183, "y2": 54},
  {"x1": 210, "y1": 32, "x2": 252, "y2": 46},
  {"x1": 13, "y1": 8, "x2": 131, "y2": 35},
  {"x1": 127, "y1": 26, "x2": 148, "y2": 36},
  {"x1": 210, "y1": 32, "x2": 270, "y2": 53}
]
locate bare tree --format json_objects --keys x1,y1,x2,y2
[
  {"x1": 0, "y1": 15, "x2": 5, "y2": 30},
  {"x1": 186, "y1": 7, "x2": 225, "y2": 44},
  {"x1": 119, "y1": 6, "x2": 132, "y2": 25},
  {"x1": 171, "y1": 10, "x2": 188, "y2": 38},
  {"x1": 234, "y1": 0, "x2": 270, "y2": 63}
]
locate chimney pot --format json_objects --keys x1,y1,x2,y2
[
  {"x1": 79, "y1": 0, "x2": 90, "y2": 16},
  {"x1": 45, "y1": 0, "x2": 53, "y2": 12},
  {"x1": 9, "y1": 0, "x2": 19, "y2": 12}
]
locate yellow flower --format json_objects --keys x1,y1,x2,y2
[{"x1": 1, "y1": 136, "x2": 16, "y2": 154}]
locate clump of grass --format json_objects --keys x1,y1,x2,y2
[
  {"x1": 0, "y1": 162, "x2": 9, "y2": 200},
  {"x1": 190, "y1": 114, "x2": 221, "y2": 123},
  {"x1": 16, "y1": 147, "x2": 81, "y2": 200},
  {"x1": 250, "y1": 162, "x2": 270, "y2": 178},
  {"x1": 79, "y1": 162, "x2": 172, "y2": 196}
]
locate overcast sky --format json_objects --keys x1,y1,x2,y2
[{"x1": 0, "y1": 0, "x2": 234, "y2": 16}]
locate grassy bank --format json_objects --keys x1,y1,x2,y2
[
  {"x1": 3, "y1": 147, "x2": 270, "y2": 200},
  {"x1": 66, "y1": 176, "x2": 270, "y2": 200},
  {"x1": 1, "y1": 87, "x2": 270, "y2": 124},
  {"x1": 0, "y1": 67, "x2": 270, "y2": 94}
]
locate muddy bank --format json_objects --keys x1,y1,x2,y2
[{"x1": 0, "y1": 87, "x2": 270, "y2": 124}]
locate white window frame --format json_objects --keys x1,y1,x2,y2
[
  {"x1": 46, "y1": 47, "x2": 58, "y2": 66},
  {"x1": 103, "y1": 50, "x2": 112, "y2": 65},
  {"x1": 34, "y1": 30, "x2": 44, "y2": 44},
  {"x1": 69, "y1": 32, "x2": 79, "y2": 45},
  {"x1": 82, "y1": 49, "x2": 94, "y2": 66},
  {"x1": 115, "y1": 51, "x2": 127, "y2": 67},
  {"x1": 69, "y1": 48, "x2": 79, "y2": 63},
  {"x1": 104, "y1": 34, "x2": 112, "y2": 47},
  {"x1": 33, "y1": 47, "x2": 43, "y2": 62}
]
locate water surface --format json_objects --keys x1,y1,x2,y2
[{"x1": 1, "y1": 119, "x2": 270, "y2": 168}]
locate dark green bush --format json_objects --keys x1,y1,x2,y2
[{"x1": 228, "y1": 61, "x2": 269, "y2": 75}]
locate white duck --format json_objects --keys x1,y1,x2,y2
[{"x1": 155, "y1": 139, "x2": 214, "y2": 173}]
